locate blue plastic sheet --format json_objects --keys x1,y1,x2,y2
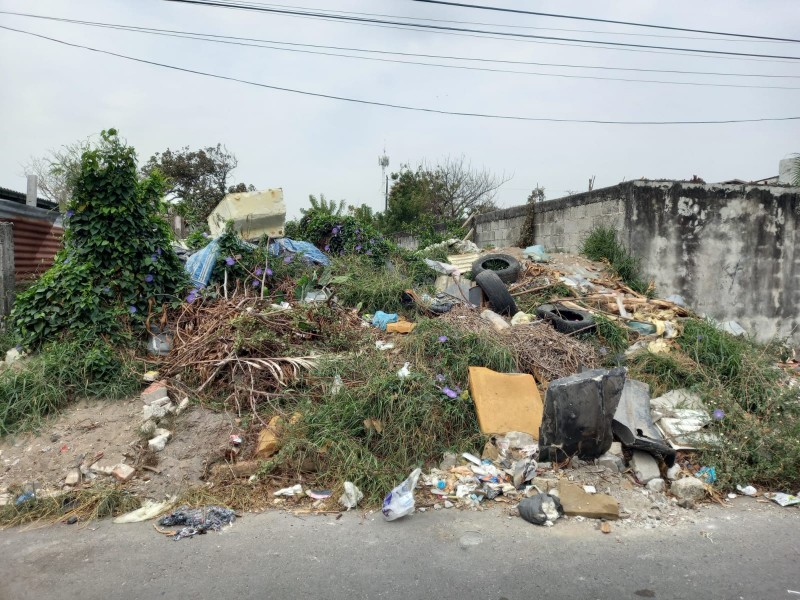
[
  {"x1": 185, "y1": 239, "x2": 220, "y2": 288},
  {"x1": 372, "y1": 311, "x2": 399, "y2": 330},
  {"x1": 269, "y1": 238, "x2": 330, "y2": 266}
]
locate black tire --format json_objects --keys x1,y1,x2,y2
[
  {"x1": 475, "y1": 270, "x2": 518, "y2": 316},
  {"x1": 471, "y1": 253, "x2": 521, "y2": 284},
  {"x1": 535, "y1": 303, "x2": 595, "y2": 334}
]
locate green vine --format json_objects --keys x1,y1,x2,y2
[{"x1": 10, "y1": 129, "x2": 187, "y2": 348}]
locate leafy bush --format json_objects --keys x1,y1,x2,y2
[
  {"x1": 10, "y1": 129, "x2": 187, "y2": 347},
  {"x1": 295, "y1": 212, "x2": 391, "y2": 264},
  {"x1": 581, "y1": 226, "x2": 651, "y2": 295},
  {"x1": 185, "y1": 229, "x2": 211, "y2": 251}
]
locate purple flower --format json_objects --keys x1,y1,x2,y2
[
  {"x1": 255, "y1": 267, "x2": 263, "y2": 276},
  {"x1": 144, "y1": 274, "x2": 154, "y2": 283},
  {"x1": 713, "y1": 409, "x2": 725, "y2": 421},
  {"x1": 283, "y1": 255, "x2": 294, "y2": 264},
  {"x1": 435, "y1": 374, "x2": 445, "y2": 383},
  {"x1": 151, "y1": 254, "x2": 158, "y2": 262},
  {"x1": 366, "y1": 250, "x2": 372, "y2": 256},
  {"x1": 225, "y1": 256, "x2": 235, "y2": 266},
  {"x1": 65, "y1": 209, "x2": 74, "y2": 218},
  {"x1": 355, "y1": 245, "x2": 362, "y2": 252},
  {"x1": 129, "y1": 305, "x2": 137, "y2": 314},
  {"x1": 265, "y1": 268, "x2": 273, "y2": 276},
  {"x1": 442, "y1": 387, "x2": 458, "y2": 399},
  {"x1": 251, "y1": 279, "x2": 261, "y2": 287},
  {"x1": 331, "y1": 226, "x2": 340, "y2": 236},
  {"x1": 202, "y1": 232, "x2": 209, "y2": 238},
  {"x1": 156, "y1": 248, "x2": 162, "y2": 256},
  {"x1": 438, "y1": 335, "x2": 448, "y2": 343},
  {"x1": 324, "y1": 244, "x2": 330, "y2": 252},
  {"x1": 103, "y1": 286, "x2": 110, "y2": 293},
  {"x1": 187, "y1": 293, "x2": 197, "y2": 304}
]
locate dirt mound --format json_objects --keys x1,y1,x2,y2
[{"x1": 0, "y1": 398, "x2": 234, "y2": 500}]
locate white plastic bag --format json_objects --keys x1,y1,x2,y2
[
  {"x1": 382, "y1": 468, "x2": 422, "y2": 521},
  {"x1": 339, "y1": 481, "x2": 363, "y2": 510}
]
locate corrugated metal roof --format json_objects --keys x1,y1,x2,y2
[
  {"x1": 7, "y1": 217, "x2": 63, "y2": 279},
  {"x1": 0, "y1": 186, "x2": 59, "y2": 211}
]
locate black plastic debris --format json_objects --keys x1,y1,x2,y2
[
  {"x1": 539, "y1": 368, "x2": 626, "y2": 462},
  {"x1": 158, "y1": 505, "x2": 236, "y2": 541},
  {"x1": 613, "y1": 379, "x2": 676, "y2": 467},
  {"x1": 518, "y1": 494, "x2": 564, "y2": 526}
]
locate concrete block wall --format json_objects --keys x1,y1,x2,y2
[
  {"x1": 474, "y1": 187, "x2": 627, "y2": 252},
  {"x1": 469, "y1": 180, "x2": 800, "y2": 345}
]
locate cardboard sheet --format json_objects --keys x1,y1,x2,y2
[{"x1": 468, "y1": 367, "x2": 543, "y2": 438}]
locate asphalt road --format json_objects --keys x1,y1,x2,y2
[{"x1": 0, "y1": 499, "x2": 798, "y2": 600}]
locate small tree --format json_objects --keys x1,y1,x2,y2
[
  {"x1": 11, "y1": 129, "x2": 187, "y2": 347},
  {"x1": 142, "y1": 144, "x2": 252, "y2": 229},
  {"x1": 300, "y1": 194, "x2": 345, "y2": 217}
]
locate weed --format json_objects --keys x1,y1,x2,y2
[
  {"x1": 592, "y1": 314, "x2": 631, "y2": 356},
  {"x1": 581, "y1": 226, "x2": 651, "y2": 295},
  {"x1": 329, "y1": 255, "x2": 418, "y2": 313},
  {"x1": 628, "y1": 318, "x2": 800, "y2": 490},
  {"x1": 0, "y1": 486, "x2": 140, "y2": 528},
  {"x1": 0, "y1": 335, "x2": 140, "y2": 435},
  {"x1": 262, "y1": 319, "x2": 515, "y2": 503},
  {"x1": 516, "y1": 283, "x2": 574, "y2": 313}
]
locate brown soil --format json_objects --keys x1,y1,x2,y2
[{"x1": 0, "y1": 398, "x2": 235, "y2": 500}]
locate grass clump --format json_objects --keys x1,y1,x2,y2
[
  {"x1": 0, "y1": 335, "x2": 140, "y2": 435},
  {"x1": 581, "y1": 226, "x2": 651, "y2": 295},
  {"x1": 0, "y1": 486, "x2": 140, "y2": 528},
  {"x1": 265, "y1": 319, "x2": 515, "y2": 503},
  {"x1": 628, "y1": 317, "x2": 800, "y2": 491},
  {"x1": 592, "y1": 314, "x2": 631, "y2": 357}
]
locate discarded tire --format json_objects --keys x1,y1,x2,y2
[
  {"x1": 536, "y1": 303, "x2": 595, "y2": 334},
  {"x1": 471, "y1": 253, "x2": 521, "y2": 284},
  {"x1": 475, "y1": 270, "x2": 518, "y2": 316}
]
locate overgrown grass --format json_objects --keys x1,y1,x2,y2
[
  {"x1": 0, "y1": 335, "x2": 140, "y2": 435},
  {"x1": 0, "y1": 486, "x2": 140, "y2": 528},
  {"x1": 592, "y1": 314, "x2": 632, "y2": 356},
  {"x1": 261, "y1": 319, "x2": 516, "y2": 503},
  {"x1": 628, "y1": 318, "x2": 800, "y2": 490},
  {"x1": 581, "y1": 226, "x2": 651, "y2": 295}
]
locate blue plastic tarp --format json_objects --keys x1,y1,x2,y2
[
  {"x1": 269, "y1": 238, "x2": 330, "y2": 266},
  {"x1": 185, "y1": 239, "x2": 220, "y2": 288}
]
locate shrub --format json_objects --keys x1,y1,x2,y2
[{"x1": 10, "y1": 129, "x2": 187, "y2": 347}]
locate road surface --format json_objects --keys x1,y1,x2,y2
[{"x1": 0, "y1": 498, "x2": 798, "y2": 600}]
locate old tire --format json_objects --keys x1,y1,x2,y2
[
  {"x1": 475, "y1": 270, "x2": 518, "y2": 316},
  {"x1": 536, "y1": 303, "x2": 595, "y2": 334},
  {"x1": 471, "y1": 253, "x2": 521, "y2": 284}
]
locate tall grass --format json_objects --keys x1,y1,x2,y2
[
  {"x1": 0, "y1": 335, "x2": 140, "y2": 435},
  {"x1": 628, "y1": 318, "x2": 800, "y2": 490},
  {"x1": 581, "y1": 226, "x2": 651, "y2": 295},
  {"x1": 262, "y1": 319, "x2": 516, "y2": 503}
]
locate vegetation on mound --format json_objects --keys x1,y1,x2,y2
[{"x1": 581, "y1": 225, "x2": 651, "y2": 295}]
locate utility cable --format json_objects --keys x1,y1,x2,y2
[
  {"x1": 409, "y1": 0, "x2": 800, "y2": 44},
  {"x1": 163, "y1": 0, "x2": 800, "y2": 61},
  {"x1": 2, "y1": 25, "x2": 798, "y2": 126},
  {"x1": 2, "y1": 12, "x2": 797, "y2": 89}
]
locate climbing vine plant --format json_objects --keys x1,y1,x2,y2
[{"x1": 11, "y1": 129, "x2": 187, "y2": 347}]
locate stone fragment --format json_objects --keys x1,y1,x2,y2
[
  {"x1": 598, "y1": 453, "x2": 624, "y2": 473},
  {"x1": 646, "y1": 478, "x2": 666, "y2": 493},
  {"x1": 64, "y1": 469, "x2": 81, "y2": 486},
  {"x1": 671, "y1": 477, "x2": 706, "y2": 502},
  {"x1": 630, "y1": 450, "x2": 660, "y2": 484},
  {"x1": 141, "y1": 380, "x2": 169, "y2": 406},
  {"x1": 111, "y1": 464, "x2": 136, "y2": 482},
  {"x1": 558, "y1": 481, "x2": 619, "y2": 520}
]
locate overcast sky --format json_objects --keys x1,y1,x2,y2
[{"x1": 1, "y1": 0, "x2": 798, "y2": 218}]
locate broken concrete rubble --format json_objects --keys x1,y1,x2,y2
[
  {"x1": 141, "y1": 380, "x2": 169, "y2": 405},
  {"x1": 613, "y1": 379, "x2": 676, "y2": 467},
  {"x1": 671, "y1": 477, "x2": 707, "y2": 502},
  {"x1": 630, "y1": 450, "x2": 661, "y2": 484},
  {"x1": 111, "y1": 464, "x2": 136, "y2": 482},
  {"x1": 539, "y1": 368, "x2": 626, "y2": 461}
]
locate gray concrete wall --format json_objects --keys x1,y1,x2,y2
[{"x1": 474, "y1": 180, "x2": 800, "y2": 344}]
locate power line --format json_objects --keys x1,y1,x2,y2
[
  {"x1": 208, "y1": 0, "x2": 792, "y2": 44},
  {"x1": 3, "y1": 12, "x2": 797, "y2": 89},
  {"x1": 2, "y1": 24, "x2": 798, "y2": 126},
  {"x1": 409, "y1": 0, "x2": 800, "y2": 44},
  {"x1": 163, "y1": 0, "x2": 800, "y2": 61}
]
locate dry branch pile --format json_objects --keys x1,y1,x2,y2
[{"x1": 162, "y1": 294, "x2": 319, "y2": 415}]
